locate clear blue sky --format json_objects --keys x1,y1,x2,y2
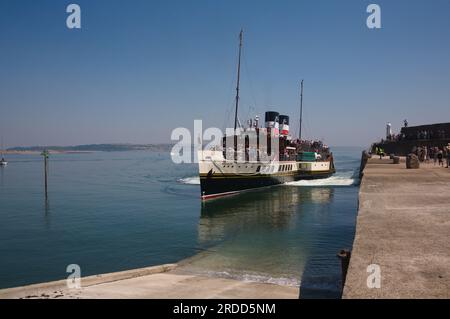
[{"x1": 1, "y1": 0, "x2": 450, "y2": 147}]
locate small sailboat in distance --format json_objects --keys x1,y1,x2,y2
[{"x1": 1, "y1": 138, "x2": 8, "y2": 166}]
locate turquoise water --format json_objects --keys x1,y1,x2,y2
[{"x1": 0, "y1": 147, "x2": 361, "y2": 297}]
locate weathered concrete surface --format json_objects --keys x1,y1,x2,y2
[
  {"x1": 0, "y1": 264, "x2": 298, "y2": 299},
  {"x1": 343, "y1": 157, "x2": 450, "y2": 298}
]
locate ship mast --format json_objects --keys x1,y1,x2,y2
[
  {"x1": 234, "y1": 29, "x2": 243, "y2": 131},
  {"x1": 299, "y1": 79, "x2": 304, "y2": 140}
]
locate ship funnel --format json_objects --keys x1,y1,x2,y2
[
  {"x1": 279, "y1": 115, "x2": 289, "y2": 136},
  {"x1": 265, "y1": 111, "x2": 279, "y2": 129}
]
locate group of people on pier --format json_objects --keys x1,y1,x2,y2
[{"x1": 412, "y1": 144, "x2": 450, "y2": 168}]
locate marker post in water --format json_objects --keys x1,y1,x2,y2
[{"x1": 41, "y1": 150, "x2": 49, "y2": 199}]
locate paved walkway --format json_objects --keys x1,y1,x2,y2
[{"x1": 343, "y1": 157, "x2": 450, "y2": 298}]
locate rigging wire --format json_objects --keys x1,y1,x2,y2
[
  {"x1": 221, "y1": 71, "x2": 238, "y2": 131},
  {"x1": 242, "y1": 51, "x2": 260, "y2": 120},
  {"x1": 223, "y1": 30, "x2": 260, "y2": 131},
  {"x1": 302, "y1": 100, "x2": 311, "y2": 140}
]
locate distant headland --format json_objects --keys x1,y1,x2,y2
[{"x1": 4, "y1": 143, "x2": 173, "y2": 154}]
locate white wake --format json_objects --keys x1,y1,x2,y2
[
  {"x1": 178, "y1": 176, "x2": 200, "y2": 185},
  {"x1": 178, "y1": 171, "x2": 358, "y2": 187},
  {"x1": 285, "y1": 170, "x2": 357, "y2": 187}
]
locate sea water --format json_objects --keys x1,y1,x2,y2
[{"x1": 0, "y1": 147, "x2": 362, "y2": 297}]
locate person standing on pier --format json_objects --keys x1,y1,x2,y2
[
  {"x1": 446, "y1": 144, "x2": 450, "y2": 168},
  {"x1": 376, "y1": 147, "x2": 385, "y2": 159},
  {"x1": 433, "y1": 147, "x2": 438, "y2": 165},
  {"x1": 437, "y1": 148, "x2": 444, "y2": 167}
]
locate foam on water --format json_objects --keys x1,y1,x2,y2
[
  {"x1": 179, "y1": 170, "x2": 358, "y2": 187},
  {"x1": 178, "y1": 176, "x2": 200, "y2": 185},
  {"x1": 284, "y1": 170, "x2": 358, "y2": 187},
  {"x1": 198, "y1": 270, "x2": 300, "y2": 287}
]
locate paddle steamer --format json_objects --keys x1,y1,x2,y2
[{"x1": 198, "y1": 31, "x2": 335, "y2": 199}]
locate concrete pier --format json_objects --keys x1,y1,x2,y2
[
  {"x1": 343, "y1": 156, "x2": 450, "y2": 298},
  {"x1": 0, "y1": 264, "x2": 298, "y2": 299}
]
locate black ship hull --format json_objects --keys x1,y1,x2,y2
[{"x1": 200, "y1": 169, "x2": 335, "y2": 199}]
